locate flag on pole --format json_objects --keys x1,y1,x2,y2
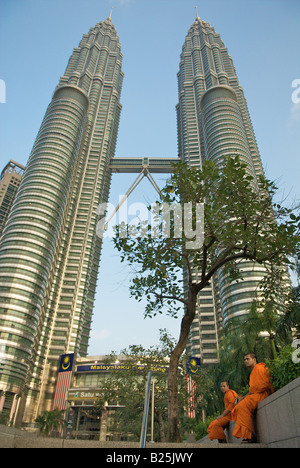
[
  {"x1": 186, "y1": 374, "x2": 197, "y2": 418},
  {"x1": 186, "y1": 357, "x2": 201, "y2": 418},
  {"x1": 52, "y1": 353, "x2": 74, "y2": 411}
]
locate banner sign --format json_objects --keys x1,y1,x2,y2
[
  {"x1": 186, "y1": 356, "x2": 201, "y2": 375},
  {"x1": 76, "y1": 363, "x2": 168, "y2": 374},
  {"x1": 58, "y1": 353, "x2": 75, "y2": 373},
  {"x1": 52, "y1": 353, "x2": 75, "y2": 411},
  {"x1": 186, "y1": 357, "x2": 200, "y2": 418},
  {"x1": 67, "y1": 390, "x2": 101, "y2": 401}
]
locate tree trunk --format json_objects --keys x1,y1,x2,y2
[
  {"x1": 270, "y1": 334, "x2": 277, "y2": 360},
  {"x1": 167, "y1": 287, "x2": 198, "y2": 442},
  {"x1": 155, "y1": 409, "x2": 166, "y2": 442},
  {"x1": 167, "y1": 350, "x2": 181, "y2": 442}
]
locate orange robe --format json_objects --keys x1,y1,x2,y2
[
  {"x1": 207, "y1": 389, "x2": 238, "y2": 440},
  {"x1": 231, "y1": 363, "x2": 273, "y2": 440}
]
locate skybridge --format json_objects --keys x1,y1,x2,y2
[
  {"x1": 105, "y1": 157, "x2": 181, "y2": 229},
  {"x1": 110, "y1": 157, "x2": 180, "y2": 174}
]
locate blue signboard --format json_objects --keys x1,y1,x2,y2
[
  {"x1": 58, "y1": 353, "x2": 75, "y2": 373},
  {"x1": 76, "y1": 363, "x2": 168, "y2": 374},
  {"x1": 186, "y1": 356, "x2": 201, "y2": 375}
]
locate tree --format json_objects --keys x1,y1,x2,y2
[
  {"x1": 276, "y1": 259, "x2": 300, "y2": 341},
  {"x1": 94, "y1": 329, "x2": 186, "y2": 441},
  {"x1": 35, "y1": 408, "x2": 66, "y2": 437},
  {"x1": 112, "y1": 156, "x2": 300, "y2": 442}
]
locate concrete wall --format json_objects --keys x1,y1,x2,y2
[{"x1": 256, "y1": 376, "x2": 300, "y2": 448}]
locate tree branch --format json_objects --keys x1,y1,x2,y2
[
  {"x1": 197, "y1": 248, "x2": 283, "y2": 293},
  {"x1": 152, "y1": 290, "x2": 188, "y2": 306},
  {"x1": 201, "y1": 236, "x2": 217, "y2": 282}
]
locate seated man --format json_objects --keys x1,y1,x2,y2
[
  {"x1": 207, "y1": 381, "x2": 238, "y2": 443},
  {"x1": 231, "y1": 352, "x2": 274, "y2": 443}
]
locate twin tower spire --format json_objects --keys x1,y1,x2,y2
[
  {"x1": 108, "y1": 6, "x2": 113, "y2": 20},
  {"x1": 107, "y1": 5, "x2": 200, "y2": 21}
]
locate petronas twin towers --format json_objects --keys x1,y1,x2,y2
[{"x1": 0, "y1": 13, "x2": 267, "y2": 423}]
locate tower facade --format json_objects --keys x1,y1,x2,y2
[
  {"x1": 0, "y1": 160, "x2": 25, "y2": 238},
  {"x1": 176, "y1": 16, "x2": 267, "y2": 363},
  {"x1": 0, "y1": 16, "x2": 123, "y2": 422}
]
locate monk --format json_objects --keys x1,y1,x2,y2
[
  {"x1": 231, "y1": 352, "x2": 274, "y2": 443},
  {"x1": 207, "y1": 381, "x2": 238, "y2": 443}
]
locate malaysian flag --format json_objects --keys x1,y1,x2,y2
[
  {"x1": 186, "y1": 374, "x2": 197, "y2": 418},
  {"x1": 186, "y1": 357, "x2": 201, "y2": 418},
  {"x1": 52, "y1": 353, "x2": 74, "y2": 411}
]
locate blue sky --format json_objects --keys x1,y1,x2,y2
[{"x1": 0, "y1": 0, "x2": 299, "y2": 355}]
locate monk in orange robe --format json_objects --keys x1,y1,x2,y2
[
  {"x1": 207, "y1": 381, "x2": 238, "y2": 442},
  {"x1": 231, "y1": 353, "x2": 274, "y2": 443}
]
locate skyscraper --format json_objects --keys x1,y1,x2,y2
[
  {"x1": 0, "y1": 160, "x2": 25, "y2": 238},
  {"x1": 0, "y1": 14, "x2": 124, "y2": 423},
  {"x1": 176, "y1": 16, "x2": 268, "y2": 363}
]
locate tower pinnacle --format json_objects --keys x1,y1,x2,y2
[{"x1": 108, "y1": 6, "x2": 113, "y2": 21}]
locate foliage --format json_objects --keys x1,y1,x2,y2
[
  {"x1": 192, "y1": 414, "x2": 217, "y2": 441},
  {"x1": 276, "y1": 261, "x2": 300, "y2": 342},
  {"x1": 266, "y1": 345, "x2": 300, "y2": 391},
  {"x1": 0, "y1": 412, "x2": 9, "y2": 425},
  {"x1": 35, "y1": 408, "x2": 66, "y2": 437},
  {"x1": 114, "y1": 158, "x2": 299, "y2": 320},
  {"x1": 94, "y1": 357, "x2": 147, "y2": 440},
  {"x1": 95, "y1": 329, "x2": 187, "y2": 442}
]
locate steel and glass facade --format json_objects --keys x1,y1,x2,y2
[
  {"x1": 0, "y1": 16, "x2": 123, "y2": 423},
  {"x1": 0, "y1": 161, "x2": 25, "y2": 238},
  {"x1": 177, "y1": 17, "x2": 268, "y2": 363}
]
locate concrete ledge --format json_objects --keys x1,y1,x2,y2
[
  {"x1": 225, "y1": 421, "x2": 242, "y2": 444},
  {"x1": 225, "y1": 376, "x2": 300, "y2": 447},
  {"x1": 256, "y1": 376, "x2": 300, "y2": 448}
]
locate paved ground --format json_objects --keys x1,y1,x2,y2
[{"x1": 0, "y1": 425, "x2": 267, "y2": 449}]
